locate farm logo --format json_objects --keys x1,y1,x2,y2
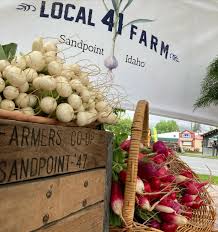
[{"x1": 16, "y1": 1, "x2": 179, "y2": 63}]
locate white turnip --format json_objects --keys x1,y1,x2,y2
[
  {"x1": 21, "y1": 107, "x2": 35, "y2": 116},
  {"x1": 3, "y1": 86, "x2": 19, "y2": 100},
  {"x1": 18, "y1": 82, "x2": 29, "y2": 93},
  {"x1": 15, "y1": 93, "x2": 30, "y2": 108},
  {"x1": 32, "y1": 37, "x2": 44, "y2": 52},
  {"x1": 25, "y1": 51, "x2": 45, "y2": 72},
  {"x1": 56, "y1": 79, "x2": 72, "y2": 97},
  {"x1": 68, "y1": 94, "x2": 82, "y2": 110},
  {"x1": 47, "y1": 60, "x2": 63, "y2": 76},
  {"x1": 11, "y1": 56, "x2": 26, "y2": 70},
  {"x1": 0, "y1": 77, "x2": 5, "y2": 92},
  {"x1": 40, "y1": 97, "x2": 57, "y2": 114},
  {"x1": 56, "y1": 103, "x2": 74, "y2": 122},
  {"x1": 4, "y1": 65, "x2": 26, "y2": 87},
  {"x1": 23, "y1": 68, "x2": 38, "y2": 82},
  {"x1": 0, "y1": 99, "x2": 15, "y2": 111},
  {"x1": 43, "y1": 41, "x2": 57, "y2": 53},
  {"x1": 29, "y1": 94, "x2": 38, "y2": 107},
  {"x1": 0, "y1": 60, "x2": 10, "y2": 72}
]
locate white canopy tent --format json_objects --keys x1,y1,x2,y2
[{"x1": 1, "y1": 0, "x2": 218, "y2": 125}]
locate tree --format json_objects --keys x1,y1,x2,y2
[
  {"x1": 155, "y1": 120, "x2": 179, "y2": 134},
  {"x1": 191, "y1": 123, "x2": 201, "y2": 132}
]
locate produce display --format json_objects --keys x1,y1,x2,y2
[
  {"x1": 110, "y1": 140, "x2": 209, "y2": 232},
  {"x1": 0, "y1": 39, "x2": 117, "y2": 126}
]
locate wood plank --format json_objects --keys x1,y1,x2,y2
[
  {"x1": 35, "y1": 202, "x2": 104, "y2": 232},
  {"x1": 0, "y1": 169, "x2": 105, "y2": 232},
  {"x1": 103, "y1": 134, "x2": 113, "y2": 232},
  {"x1": 0, "y1": 119, "x2": 112, "y2": 184}
]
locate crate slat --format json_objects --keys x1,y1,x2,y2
[{"x1": 0, "y1": 169, "x2": 105, "y2": 232}]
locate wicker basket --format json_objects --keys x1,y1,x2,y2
[{"x1": 110, "y1": 100, "x2": 216, "y2": 232}]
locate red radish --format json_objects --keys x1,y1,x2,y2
[
  {"x1": 160, "y1": 182, "x2": 173, "y2": 192},
  {"x1": 169, "y1": 192, "x2": 177, "y2": 200},
  {"x1": 181, "y1": 180, "x2": 208, "y2": 195},
  {"x1": 138, "y1": 161, "x2": 158, "y2": 180},
  {"x1": 160, "y1": 213, "x2": 188, "y2": 226},
  {"x1": 120, "y1": 140, "x2": 131, "y2": 151},
  {"x1": 157, "y1": 166, "x2": 170, "y2": 177},
  {"x1": 153, "y1": 141, "x2": 168, "y2": 156},
  {"x1": 110, "y1": 182, "x2": 123, "y2": 216},
  {"x1": 175, "y1": 175, "x2": 189, "y2": 184},
  {"x1": 181, "y1": 194, "x2": 198, "y2": 203},
  {"x1": 184, "y1": 196, "x2": 204, "y2": 209},
  {"x1": 160, "y1": 198, "x2": 181, "y2": 213},
  {"x1": 150, "y1": 177, "x2": 161, "y2": 190},
  {"x1": 149, "y1": 220, "x2": 161, "y2": 229},
  {"x1": 136, "y1": 177, "x2": 145, "y2": 195},
  {"x1": 161, "y1": 223, "x2": 178, "y2": 232},
  {"x1": 152, "y1": 153, "x2": 166, "y2": 164},
  {"x1": 143, "y1": 181, "x2": 151, "y2": 193},
  {"x1": 119, "y1": 170, "x2": 145, "y2": 195},
  {"x1": 160, "y1": 174, "x2": 176, "y2": 183},
  {"x1": 180, "y1": 170, "x2": 194, "y2": 179},
  {"x1": 137, "y1": 195, "x2": 151, "y2": 210},
  {"x1": 155, "y1": 204, "x2": 175, "y2": 213}
]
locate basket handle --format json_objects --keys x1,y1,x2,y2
[{"x1": 122, "y1": 100, "x2": 149, "y2": 228}]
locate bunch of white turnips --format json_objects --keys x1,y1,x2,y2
[{"x1": 0, "y1": 37, "x2": 117, "y2": 126}]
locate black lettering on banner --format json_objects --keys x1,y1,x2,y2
[
  {"x1": 150, "y1": 35, "x2": 158, "y2": 52},
  {"x1": 40, "y1": 1, "x2": 49, "y2": 18},
  {"x1": 40, "y1": 129, "x2": 47, "y2": 146},
  {"x1": 75, "y1": 6, "x2": 86, "y2": 24},
  {"x1": 47, "y1": 156, "x2": 54, "y2": 174},
  {"x1": 21, "y1": 126, "x2": 30, "y2": 146},
  {"x1": 160, "y1": 41, "x2": 169, "y2": 59},
  {"x1": 58, "y1": 156, "x2": 65, "y2": 172},
  {"x1": 56, "y1": 130, "x2": 62, "y2": 145},
  {"x1": 0, "y1": 161, "x2": 7, "y2": 183},
  {"x1": 87, "y1": 9, "x2": 95, "y2": 26},
  {"x1": 64, "y1": 4, "x2": 75, "y2": 21},
  {"x1": 59, "y1": 34, "x2": 66, "y2": 43},
  {"x1": 38, "y1": 157, "x2": 46, "y2": 176},
  {"x1": 48, "y1": 129, "x2": 55, "y2": 146},
  {"x1": 139, "y1": 30, "x2": 147, "y2": 46},
  {"x1": 130, "y1": 25, "x2": 137, "y2": 40},
  {"x1": 9, "y1": 126, "x2": 19, "y2": 146},
  {"x1": 31, "y1": 128, "x2": 41, "y2": 146},
  {"x1": 8, "y1": 160, "x2": 18, "y2": 182},
  {"x1": 51, "y1": 2, "x2": 63, "y2": 19},
  {"x1": 30, "y1": 158, "x2": 38, "y2": 177},
  {"x1": 101, "y1": 9, "x2": 114, "y2": 32},
  {"x1": 20, "y1": 158, "x2": 29, "y2": 179}
]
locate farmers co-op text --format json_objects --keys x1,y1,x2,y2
[{"x1": 39, "y1": 1, "x2": 176, "y2": 61}]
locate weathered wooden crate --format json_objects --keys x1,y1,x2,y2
[{"x1": 0, "y1": 119, "x2": 113, "y2": 232}]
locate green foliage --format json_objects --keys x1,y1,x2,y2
[
  {"x1": 0, "y1": 43, "x2": 17, "y2": 62},
  {"x1": 195, "y1": 56, "x2": 218, "y2": 108},
  {"x1": 155, "y1": 120, "x2": 179, "y2": 134},
  {"x1": 105, "y1": 117, "x2": 132, "y2": 181},
  {"x1": 191, "y1": 122, "x2": 201, "y2": 132}
]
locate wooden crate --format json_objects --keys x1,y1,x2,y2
[{"x1": 0, "y1": 119, "x2": 113, "y2": 232}]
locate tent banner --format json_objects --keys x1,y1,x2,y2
[{"x1": 1, "y1": 0, "x2": 218, "y2": 125}]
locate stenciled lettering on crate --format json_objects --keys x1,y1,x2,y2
[{"x1": 0, "y1": 119, "x2": 111, "y2": 184}]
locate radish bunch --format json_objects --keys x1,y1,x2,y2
[
  {"x1": 0, "y1": 38, "x2": 117, "y2": 126},
  {"x1": 110, "y1": 140, "x2": 209, "y2": 232}
]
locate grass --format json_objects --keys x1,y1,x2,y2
[
  {"x1": 179, "y1": 152, "x2": 218, "y2": 159},
  {"x1": 198, "y1": 174, "x2": 218, "y2": 185}
]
